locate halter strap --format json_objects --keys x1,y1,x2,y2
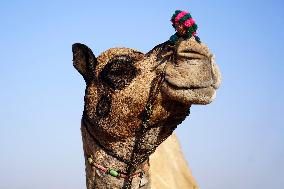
[
  {"x1": 82, "y1": 117, "x2": 132, "y2": 165},
  {"x1": 83, "y1": 45, "x2": 170, "y2": 188}
]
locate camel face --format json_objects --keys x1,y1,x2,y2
[
  {"x1": 86, "y1": 47, "x2": 156, "y2": 139},
  {"x1": 161, "y1": 37, "x2": 221, "y2": 105}
]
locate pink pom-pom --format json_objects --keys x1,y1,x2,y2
[
  {"x1": 184, "y1": 19, "x2": 191, "y2": 27},
  {"x1": 184, "y1": 18, "x2": 195, "y2": 27},
  {"x1": 175, "y1": 11, "x2": 189, "y2": 22},
  {"x1": 190, "y1": 18, "x2": 195, "y2": 25}
]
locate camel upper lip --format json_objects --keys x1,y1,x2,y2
[{"x1": 164, "y1": 78, "x2": 210, "y2": 90}]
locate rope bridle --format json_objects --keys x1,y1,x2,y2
[
  {"x1": 83, "y1": 42, "x2": 175, "y2": 188},
  {"x1": 122, "y1": 71, "x2": 166, "y2": 188}
]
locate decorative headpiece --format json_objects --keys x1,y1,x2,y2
[{"x1": 169, "y1": 10, "x2": 200, "y2": 43}]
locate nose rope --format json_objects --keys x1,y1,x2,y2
[{"x1": 151, "y1": 41, "x2": 177, "y2": 71}]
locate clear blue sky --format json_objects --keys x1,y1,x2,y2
[{"x1": 0, "y1": 0, "x2": 283, "y2": 189}]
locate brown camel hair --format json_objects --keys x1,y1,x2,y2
[{"x1": 72, "y1": 36, "x2": 221, "y2": 189}]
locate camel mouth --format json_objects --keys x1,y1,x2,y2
[
  {"x1": 162, "y1": 78, "x2": 216, "y2": 105},
  {"x1": 164, "y1": 78, "x2": 211, "y2": 91}
]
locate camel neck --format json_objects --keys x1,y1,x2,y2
[{"x1": 81, "y1": 124, "x2": 150, "y2": 189}]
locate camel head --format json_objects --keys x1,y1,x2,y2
[
  {"x1": 72, "y1": 35, "x2": 221, "y2": 154},
  {"x1": 72, "y1": 36, "x2": 221, "y2": 188}
]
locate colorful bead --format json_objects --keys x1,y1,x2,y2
[
  {"x1": 109, "y1": 169, "x2": 119, "y2": 177},
  {"x1": 88, "y1": 156, "x2": 93, "y2": 164}
]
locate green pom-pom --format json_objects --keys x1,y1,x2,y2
[
  {"x1": 179, "y1": 14, "x2": 191, "y2": 23},
  {"x1": 187, "y1": 27, "x2": 194, "y2": 34},
  {"x1": 186, "y1": 31, "x2": 192, "y2": 37},
  {"x1": 175, "y1": 10, "x2": 182, "y2": 14},
  {"x1": 169, "y1": 34, "x2": 178, "y2": 44},
  {"x1": 187, "y1": 24, "x2": 198, "y2": 35},
  {"x1": 192, "y1": 24, "x2": 198, "y2": 31},
  {"x1": 171, "y1": 10, "x2": 182, "y2": 21}
]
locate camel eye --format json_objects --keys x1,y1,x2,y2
[{"x1": 100, "y1": 55, "x2": 138, "y2": 90}]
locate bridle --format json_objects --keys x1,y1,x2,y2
[
  {"x1": 82, "y1": 42, "x2": 175, "y2": 188},
  {"x1": 82, "y1": 71, "x2": 165, "y2": 188}
]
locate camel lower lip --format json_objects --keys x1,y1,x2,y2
[{"x1": 164, "y1": 79, "x2": 208, "y2": 90}]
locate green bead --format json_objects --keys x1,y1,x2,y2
[{"x1": 109, "y1": 169, "x2": 119, "y2": 177}]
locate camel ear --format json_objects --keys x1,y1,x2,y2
[{"x1": 72, "y1": 43, "x2": 97, "y2": 82}]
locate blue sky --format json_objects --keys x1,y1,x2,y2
[{"x1": 0, "y1": 0, "x2": 283, "y2": 189}]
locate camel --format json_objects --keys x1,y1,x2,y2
[
  {"x1": 150, "y1": 133, "x2": 200, "y2": 189},
  {"x1": 72, "y1": 36, "x2": 221, "y2": 189}
]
